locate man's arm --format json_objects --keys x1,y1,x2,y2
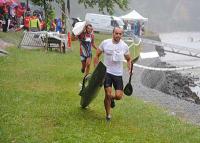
[
  {"x1": 94, "y1": 48, "x2": 102, "y2": 67},
  {"x1": 91, "y1": 35, "x2": 97, "y2": 50},
  {"x1": 92, "y1": 41, "x2": 97, "y2": 50},
  {"x1": 124, "y1": 54, "x2": 132, "y2": 74}
]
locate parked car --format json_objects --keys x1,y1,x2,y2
[{"x1": 85, "y1": 13, "x2": 124, "y2": 33}]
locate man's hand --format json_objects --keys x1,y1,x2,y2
[
  {"x1": 128, "y1": 61, "x2": 133, "y2": 75},
  {"x1": 124, "y1": 54, "x2": 132, "y2": 75}
]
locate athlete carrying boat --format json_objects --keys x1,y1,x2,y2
[
  {"x1": 94, "y1": 27, "x2": 132, "y2": 121},
  {"x1": 77, "y1": 24, "x2": 97, "y2": 76}
]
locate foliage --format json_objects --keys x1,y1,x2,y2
[
  {"x1": 78, "y1": 0, "x2": 128, "y2": 14},
  {"x1": 30, "y1": 0, "x2": 56, "y2": 30},
  {"x1": 30, "y1": 0, "x2": 129, "y2": 15},
  {"x1": 30, "y1": 0, "x2": 64, "y2": 6},
  {"x1": 45, "y1": 5, "x2": 56, "y2": 30},
  {"x1": 30, "y1": 0, "x2": 44, "y2": 6}
]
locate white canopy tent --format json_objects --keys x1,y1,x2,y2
[{"x1": 120, "y1": 10, "x2": 148, "y2": 22}]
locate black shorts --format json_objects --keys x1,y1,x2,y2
[{"x1": 104, "y1": 73, "x2": 123, "y2": 90}]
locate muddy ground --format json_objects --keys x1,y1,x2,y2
[{"x1": 141, "y1": 61, "x2": 200, "y2": 104}]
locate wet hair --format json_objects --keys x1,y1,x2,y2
[
  {"x1": 86, "y1": 24, "x2": 92, "y2": 28},
  {"x1": 112, "y1": 26, "x2": 122, "y2": 33},
  {"x1": 33, "y1": 12, "x2": 37, "y2": 16}
]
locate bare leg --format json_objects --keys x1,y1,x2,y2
[
  {"x1": 81, "y1": 60, "x2": 86, "y2": 73},
  {"x1": 113, "y1": 90, "x2": 123, "y2": 100},
  {"x1": 84, "y1": 57, "x2": 91, "y2": 76},
  {"x1": 104, "y1": 88, "x2": 123, "y2": 116},
  {"x1": 104, "y1": 87, "x2": 113, "y2": 117}
]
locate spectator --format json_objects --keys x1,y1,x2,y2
[
  {"x1": 56, "y1": 18, "x2": 62, "y2": 33},
  {"x1": 61, "y1": 19, "x2": 65, "y2": 33},
  {"x1": 29, "y1": 12, "x2": 40, "y2": 32},
  {"x1": 134, "y1": 21, "x2": 140, "y2": 36},
  {"x1": 49, "y1": 18, "x2": 56, "y2": 31},
  {"x1": 141, "y1": 22, "x2": 145, "y2": 36},
  {"x1": 23, "y1": 13, "x2": 31, "y2": 31},
  {"x1": 40, "y1": 20, "x2": 45, "y2": 31},
  {"x1": 2, "y1": 4, "x2": 9, "y2": 32}
]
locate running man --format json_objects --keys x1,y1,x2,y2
[
  {"x1": 94, "y1": 27, "x2": 132, "y2": 121},
  {"x1": 77, "y1": 24, "x2": 97, "y2": 76}
]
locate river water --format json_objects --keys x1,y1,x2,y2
[{"x1": 159, "y1": 32, "x2": 200, "y2": 98}]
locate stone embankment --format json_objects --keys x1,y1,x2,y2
[{"x1": 124, "y1": 35, "x2": 200, "y2": 125}]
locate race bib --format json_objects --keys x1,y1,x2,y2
[
  {"x1": 85, "y1": 37, "x2": 92, "y2": 42},
  {"x1": 112, "y1": 51, "x2": 124, "y2": 62}
]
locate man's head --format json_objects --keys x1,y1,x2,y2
[
  {"x1": 85, "y1": 24, "x2": 93, "y2": 34},
  {"x1": 26, "y1": 13, "x2": 30, "y2": 17},
  {"x1": 112, "y1": 27, "x2": 123, "y2": 43},
  {"x1": 33, "y1": 12, "x2": 37, "y2": 17}
]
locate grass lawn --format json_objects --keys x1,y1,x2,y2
[{"x1": 0, "y1": 32, "x2": 200, "y2": 143}]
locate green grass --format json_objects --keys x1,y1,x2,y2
[
  {"x1": 0, "y1": 32, "x2": 200, "y2": 143},
  {"x1": 0, "y1": 31, "x2": 23, "y2": 45}
]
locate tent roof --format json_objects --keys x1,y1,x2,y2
[
  {"x1": 120, "y1": 10, "x2": 148, "y2": 21},
  {"x1": 112, "y1": 16, "x2": 122, "y2": 21}
]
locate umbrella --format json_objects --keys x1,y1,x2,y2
[
  {"x1": 5, "y1": 0, "x2": 19, "y2": 6},
  {"x1": 0, "y1": 0, "x2": 5, "y2": 4},
  {"x1": 0, "y1": 0, "x2": 5, "y2": 7},
  {"x1": 6, "y1": 0, "x2": 18, "y2": 3}
]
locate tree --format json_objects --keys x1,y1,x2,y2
[
  {"x1": 78, "y1": 0, "x2": 128, "y2": 14},
  {"x1": 31, "y1": 0, "x2": 128, "y2": 15}
]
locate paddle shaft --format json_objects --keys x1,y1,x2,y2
[
  {"x1": 128, "y1": 56, "x2": 139, "y2": 83},
  {"x1": 128, "y1": 61, "x2": 133, "y2": 83}
]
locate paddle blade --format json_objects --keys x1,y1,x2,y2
[{"x1": 124, "y1": 83, "x2": 133, "y2": 96}]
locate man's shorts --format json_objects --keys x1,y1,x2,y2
[
  {"x1": 80, "y1": 41, "x2": 92, "y2": 61},
  {"x1": 80, "y1": 55, "x2": 92, "y2": 61},
  {"x1": 104, "y1": 73, "x2": 123, "y2": 90}
]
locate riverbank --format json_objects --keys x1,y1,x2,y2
[
  {"x1": 125, "y1": 35, "x2": 200, "y2": 125},
  {"x1": 160, "y1": 32, "x2": 200, "y2": 98}
]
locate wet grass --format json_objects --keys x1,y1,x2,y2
[
  {"x1": 0, "y1": 32, "x2": 200, "y2": 143},
  {"x1": 0, "y1": 31, "x2": 23, "y2": 46}
]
